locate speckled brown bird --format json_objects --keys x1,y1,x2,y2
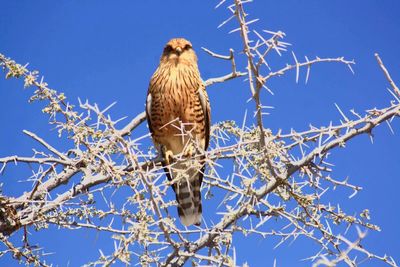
[{"x1": 146, "y1": 38, "x2": 211, "y2": 226}]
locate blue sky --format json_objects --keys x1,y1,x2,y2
[{"x1": 1, "y1": 1, "x2": 400, "y2": 266}]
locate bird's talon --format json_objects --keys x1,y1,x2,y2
[
  {"x1": 165, "y1": 150, "x2": 174, "y2": 165},
  {"x1": 183, "y1": 145, "x2": 196, "y2": 158}
]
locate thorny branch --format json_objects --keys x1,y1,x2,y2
[{"x1": 0, "y1": 0, "x2": 399, "y2": 266}]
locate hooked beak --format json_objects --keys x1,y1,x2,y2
[{"x1": 175, "y1": 47, "x2": 182, "y2": 54}]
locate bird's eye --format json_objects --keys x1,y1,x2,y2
[
  {"x1": 184, "y1": 44, "x2": 192, "y2": 50},
  {"x1": 164, "y1": 45, "x2": 173, "y2": 53}
]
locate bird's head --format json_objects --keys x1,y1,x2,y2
[{"x1": 161, "y1": 38, "x2": 197, "y2": 65}]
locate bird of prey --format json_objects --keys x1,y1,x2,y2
[{"x1": 146, "y1": 38, "x2": 211, "y2": 226}]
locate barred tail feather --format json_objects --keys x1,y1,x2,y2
[
  {"x1": 176, "y1": 177, "x2": 202, "y2": 226},
  {"x1": 162, "y1": 158, "x2": 204, "y2": 226}
]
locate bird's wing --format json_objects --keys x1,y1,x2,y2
[
  {"x1": 145, "y1": 92, "x2": 154, "y2": 135},
  {"x1": 196, "y1": 83, "x2": 211, "y2": 188},
  {"x1": 198, "y1": 83, "x2": 211, "y2": 151}
]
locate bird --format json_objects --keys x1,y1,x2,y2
[{"x1": 145, "y1": 38, "x2": 211, "y2": 226}]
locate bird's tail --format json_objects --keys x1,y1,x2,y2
[
  {"x1": 166, "y1": 159, "x2": 203, "y2": 226},
  {"x1": 175, "y1": 174, "x2": 202, "y2": 226}
]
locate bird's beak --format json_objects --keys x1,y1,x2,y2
[{"x1": 175, "y1": 47, "x2": 182, "y2": 54}]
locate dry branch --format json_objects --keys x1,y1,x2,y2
[{"x1": 0, "y1": 1, "x2": 398, "y2": 266}]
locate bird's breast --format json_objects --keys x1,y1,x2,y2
[{"x1": 149, "y1": 64, "x2": 202, "y2": 138}]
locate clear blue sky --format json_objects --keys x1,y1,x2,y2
[{"x1": 1, "y1": 1, "x2": 400, "y2": 266}]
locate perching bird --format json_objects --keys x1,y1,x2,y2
[{"x1": 146, "y1": 38, "x2": 211, "y2": 226}]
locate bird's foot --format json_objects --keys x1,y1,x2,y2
[
  {"x1": 164, "y1": 150, "x2": 174, "y2": 165},
  {"x1": 183, "y1": 144, "x2": 196, "y2": 158}
]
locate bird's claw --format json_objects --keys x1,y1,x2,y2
[
  {"x1": 164, "y1": 150, "x2": 174, "y2": 165},
  {"x1": 183, "y1": 144, "x2": 196, "y2": 158}
]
